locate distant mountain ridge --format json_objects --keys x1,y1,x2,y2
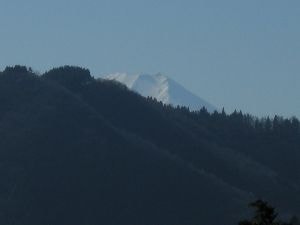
[{"x1": 105, "y1": 73, "x2": 217, "y2": 112}]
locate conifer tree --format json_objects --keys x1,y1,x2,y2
[{"x1": 239, "y1": 200, "x2": 290, "y2": 225}]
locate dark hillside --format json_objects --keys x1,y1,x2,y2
[
  {"x1": 0, "y1": 66, "x2": 249, "y2": 225},
  {"x1": 0, "y1": 66, "x2": 299, "y2": 225},
  {"x1": 43, "y1": 66, "x2": 300, "y2": 214}
]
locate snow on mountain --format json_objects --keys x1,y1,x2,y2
[{"x1": 105, "y1": 73, "x2": 217, "y2": 112}]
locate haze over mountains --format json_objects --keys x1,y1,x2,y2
[
  {"x1": 105, "y1": 73, "x2": 216, "y2": 112},
  {"x1": 0, "y1": 66, "x2": 299, "y2": 225}
]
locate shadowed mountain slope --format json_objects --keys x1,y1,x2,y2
[{"x1": 0, "y1": 66, "x2": 299, "y2": 225}]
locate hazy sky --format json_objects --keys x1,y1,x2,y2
[{"x1": 1, "y1": 0, "x2": 299, "y2": 118}]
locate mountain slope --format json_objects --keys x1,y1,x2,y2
[
  {"x1": 0, "y1": 66, "x2": 299, "y2": 225},
  {"x1": 105, "y1": 73, "x2": 217, "y2": 112},
  {"x1": 0, "y1": 66, "x2": 249, "y2": 225},
  {"x1": 49, "y1": 67, "x2": 300, "y2": 215}
]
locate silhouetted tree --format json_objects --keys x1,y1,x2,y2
[
  {"x1": 239, "y1": 200, "x2": 291, "y2": 225},
  {"x1": 3, "y1": 65, "x2": 28, "y2": 74},
  {"x1": 43, "y1": 65, "x2": 92, "y2": 91}
]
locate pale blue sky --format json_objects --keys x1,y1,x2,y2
[{"x1": 0, "y1": 0, "x2": 299, "y2": 118}]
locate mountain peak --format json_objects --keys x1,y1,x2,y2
[{"x1": 105, "y1": 73, "x2": 216, "y2": 112}]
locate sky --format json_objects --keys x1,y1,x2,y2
[{"x1": 0, "y1": 0, "x2": 299, "y2": 118}]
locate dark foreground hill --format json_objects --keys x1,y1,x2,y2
[{"x1": 0, "y1": 66, "x2": 299, "y2": 225}]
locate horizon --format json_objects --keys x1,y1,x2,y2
[
  {"x1": 1, "y1": 0, "x2": 299, "y2": 118},
  {"x1": 2, "y1": 65, "x2": 300, "y2": 121}
]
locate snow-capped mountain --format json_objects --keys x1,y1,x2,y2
[{"x1": 105, "y1": 73, "x2": 216, "y2": 112}]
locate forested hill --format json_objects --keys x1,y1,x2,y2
[{"x1": 0, "y1": 65, "x2": 299, "y2": 225}]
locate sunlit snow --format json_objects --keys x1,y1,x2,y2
[{"x1": 105, "y1": 73, "x2": 217, "y2": 112}]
